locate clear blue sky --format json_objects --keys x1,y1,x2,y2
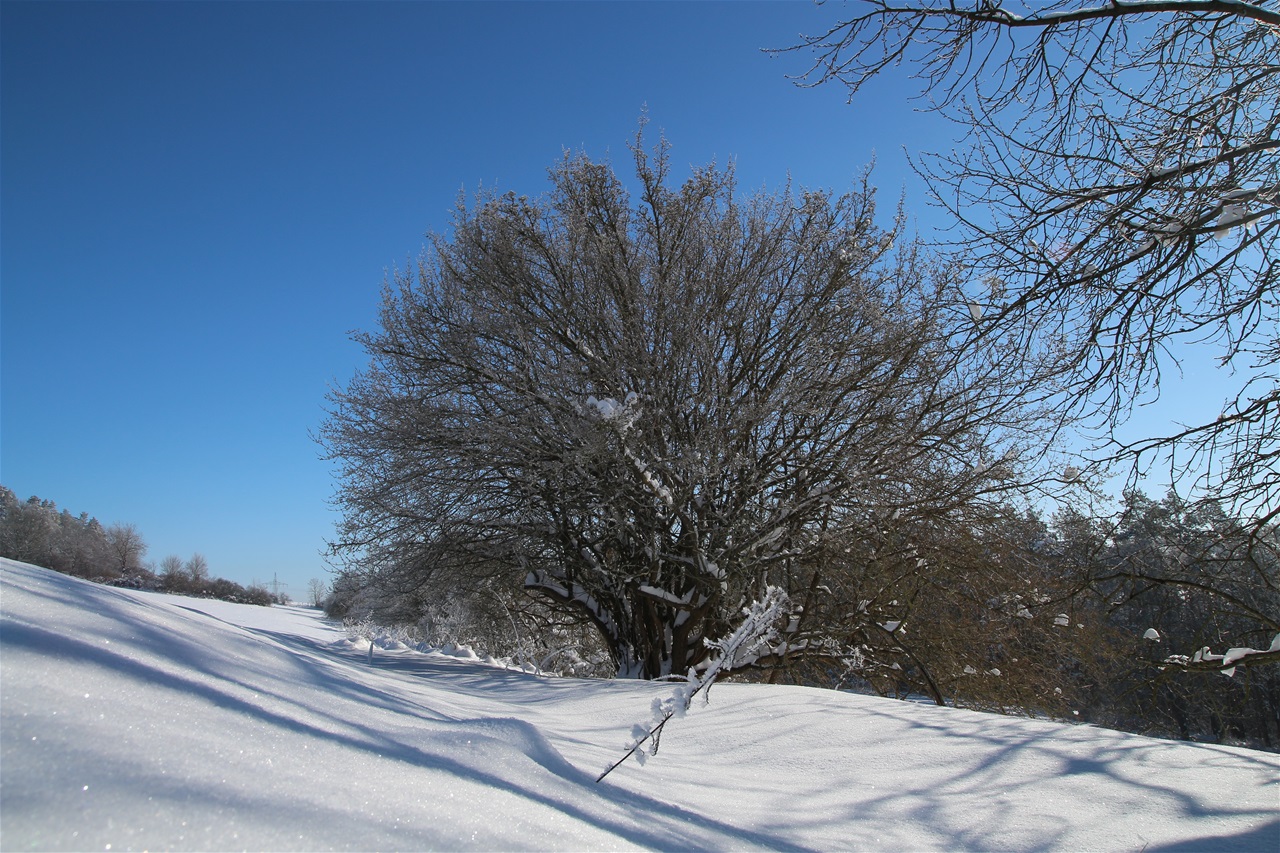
[
  {"x1": 0, "y1": 1, "x2": 1213, "y2": 599},
  {"x1": 2, "y1": 1, "x2": 939, "y2": 598}
]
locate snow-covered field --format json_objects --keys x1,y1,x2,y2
[{"x1": 2, "y1": 558, "x2": 1276, "y2": 852}]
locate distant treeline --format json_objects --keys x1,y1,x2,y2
[{"x1": 0, "y1": 486, "x2": 281, "y2": 606}]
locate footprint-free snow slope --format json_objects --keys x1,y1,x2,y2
[{"x1": 1, "y1": 558, "x2": 1276, "y2": 851}]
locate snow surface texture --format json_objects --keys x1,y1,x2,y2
[{"x1": 2, "y1": 558, "x2": 1277, "y2": 852}]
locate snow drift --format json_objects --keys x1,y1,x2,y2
[{"x1": 1, "y1": 558, "x2": 1276, "y2": 851}]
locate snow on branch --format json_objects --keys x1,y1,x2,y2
[
  {"x1": 636, "y1": 584, "x2": 700, "y2": 610},
  {"x1": 596, "y1": 587, "x2": 791, "y2": 783},
  {"x1": 1162, "y1": 634, "x2": 1280, "y2": 676}
]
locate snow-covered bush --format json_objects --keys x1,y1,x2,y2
[{"x1": 328, "y1": 567, "x2": 612, "y2": 677}]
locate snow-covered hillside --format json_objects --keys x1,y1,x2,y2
[{"x1": 2, "y1": 558, "x2": 1276, "y2": 851}]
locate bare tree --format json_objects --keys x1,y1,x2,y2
[
  {"x1": 323, "y1": 131, "x2": 1053, "y2": 679},
  {"x1": 184, "y1": 553, "x2": 210, "y2": 583},
  {"x1": 307, "y1": 577, "x2": 329, "y2": 608},
  {"x1": 105, "y1": 523, "x2": 148, "y2": 574},
  {"x1": 789, "y1": 0, "x2": 1279, "y2": 529}
]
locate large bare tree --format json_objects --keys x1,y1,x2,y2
[
  {"x1": 322, "y1": 133, "x2": 1050, "y2": 679},
  {"x1": 791, "y1": 0, "x2": 1279, "y2": 528}
]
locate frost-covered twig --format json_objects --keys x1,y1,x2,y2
[{"x1": 596, "y1": 587, "x2": 790, "y2": 783}]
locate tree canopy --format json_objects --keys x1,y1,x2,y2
[{"x1": 322, "y1": 134, "x2": 1050, "y2": 679}]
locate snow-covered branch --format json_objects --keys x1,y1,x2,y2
[
  {"x1": 597, "y1": 587, "x2": 790, "y2": 783},
  {"x1": 1162, "y1": 635, "x2": 1280, "y2": 675}
]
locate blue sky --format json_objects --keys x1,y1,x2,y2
[
  {"x1": 3, "y1": 1, "x2": 940, "y2": 598},
  {"x1": 1, "y1": 1, "x2": 1216, "y2": 599}
]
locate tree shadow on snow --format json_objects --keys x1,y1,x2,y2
[{"x1": 0, "y1": 607, "x2": 811, "y2": 851}]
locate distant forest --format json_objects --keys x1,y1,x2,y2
[{"x1": 0, "y1": 486, "x2": 282, "y2": 607}]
